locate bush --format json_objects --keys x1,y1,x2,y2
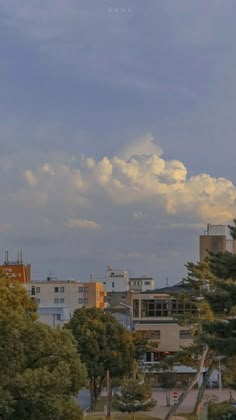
[{"x1": 208, "y1": 401, "x2": 236, "y2": 420}]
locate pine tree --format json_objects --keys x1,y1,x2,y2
[
  {"x1": 113, "y1": 379, "x2": 156, "y2": 420},
  {"x1": 164, "y1": 260, "x2": 217, "y2": 419}
]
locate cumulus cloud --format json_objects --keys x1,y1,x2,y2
[
  {"x1": 14, "y1": 135, "x2": 236, "y2": 225},
  {"x1": 24, "y1": 170, "x2": 37, "y2": 187},
  {"x1": 64, "y1": 218, "x2": 101, "y2": 230},
  {"x1": 119, "y1": 133, "x2": 163, "y2": 160}
]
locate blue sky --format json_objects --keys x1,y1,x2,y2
[{"x1": 0, "y1": 0, "x2": 236, "y2": 284}]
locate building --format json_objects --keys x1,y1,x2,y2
[
  {"x1": 94, "y1": 266, "x2": 129, "y2": 292},
  {"x1": 94, "y1": 266, "x2": 155, "y2": 293},
  {"x1": 129, "y1": 277, "x2": 155, "y2": 293},
  {"x1": 105, "y1": 291, "x2": 133, "y2": 330},
  {"x1": 200, "y1": 224, "x2": 236, "y2": 262},
  {"x1": 25, "y1": 280, "x2": 106, "y2": 327},
  {"x1": 0, "y1": 251, "x2": 32, "y2": 283},
  {"x1": 131, "y1": 287, "x2": 196, "y2": 363}
]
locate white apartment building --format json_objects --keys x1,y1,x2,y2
[{"x1": 24, "y1": 280, "x2": 106, "y2": 327}]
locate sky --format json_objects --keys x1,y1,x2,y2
[{"x1": 0, "y1": 0, "x2": 236, "y2": 285}]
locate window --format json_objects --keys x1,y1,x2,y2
[
  {"x1": 84, "y1": 298, "x2": 88, "y2": 304},
  {"x1": 31, "y1": 287, "x2": 36, "y2": 296},
  {"x1": 144, "y1": 281, "x2": 150, "y2": 285},
  {"x1": 133, "y1": 299, "x2": 139, "y2": 317},
  {"x1": 36, "y1": 298, "x2": 40, "y2": 304},
  {"x1": 84, "y1": 287, "x2": 88, "y2": 293},
  {"x1": 141, "y1": 299, "x2": 170, "y2": 317},
  {"x1": 60, "y1": 298, "x2": 64, "y2": 304},
  {"x1": 146, "y1": 352, "x2": 151, "y2": 362},
  {"x1": 36, "y1": 287, "x2": 40, "y2": 293},
  {"x1": 60, "y1": 287, "x2": 64, "y2": 293},
  {"x1": 78, "y1": 298, "x2": 83, "y2": 304},
  {"x1": 79, "y1": 287, "x2": 83, "y2": 293},
  {"x1": 56, "y1": 314, "x2": 61, "y2": 321},
  {"x1": 54, "y1": 298, "x2": 59, "y2": 304},
  {"x1": 54, "y1": 287, "x2": 59, "y2": 293},
  {"x1": 179, "y1": 330, "x2": 192, "y2": 339}
]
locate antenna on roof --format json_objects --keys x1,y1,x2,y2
[
  {"x1": 166, "y1": 277, "x2": 169, "y2": 288},
  {"x1": 4, "y1": 250, "x2": 9, "y2": 265}
]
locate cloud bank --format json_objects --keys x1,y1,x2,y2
[{"x1": 1, "y1": 134, "x2": 235, "y2": 282}]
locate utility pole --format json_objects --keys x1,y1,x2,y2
[
  {"x1": 218, "y1": 358, "x2": 222, "y2": 399},
  {"x1": 106, "y1": 369, "x2": 111, "y2": 420}
]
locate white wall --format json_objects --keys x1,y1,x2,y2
[{"x1": 104, "y1": 268, "x2": 129, "y2": 292}]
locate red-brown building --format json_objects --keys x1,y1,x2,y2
[{"x1": 0, "y1": 252, "x2": 31, "y2": 283}]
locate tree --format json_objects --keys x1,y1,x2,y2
[
  {"x1": 208, "y1": 401, "x2": 236, "y2": 420},
  {"x1": 66, "y1": 307, "x2": 134, "y2": 408},
  {"x1": 164, "y1": 260, "x2": 216, "y2": 419},
  {"x1": 152, "y1": 355, "x2": 176, "y2": 406},
  {"x1": 228, "y1": 219, "x2": 236, "y2": 240},
  {"x1": 113, "y1": 378, "x2": 156, "y2": 420},
  {"x1": 202, "y1": 224, "x2": 236, "y2": 356},
  {"x1": 0, "y1": 273, "x2": 86, "y2": 419}
]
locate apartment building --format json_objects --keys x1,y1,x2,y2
[
  {"x1": 200, "y1": 224, "x2": 236, "y2": 262},
  {"x1": 25, "y1": 280, "x2": 106, "y2": 327}
]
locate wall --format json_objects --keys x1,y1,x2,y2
[
  {"x1": 135, "y1": 322, "x2": 193, "y2": 354},
  {"x1": 199, "y1": 235, "x2": 226, "y2": 262}
]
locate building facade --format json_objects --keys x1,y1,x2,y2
[
  {"x1": 200, "y1": 224, "x2": 236, "y2": 262},
  {"x1": 129, "y1": 277, "x2": 155, "y2": 293},
  {"x1": 131, "y1": 291, "x2": 195, "y2": 363},
  {"x1": 0, "y1": 251, "x2": 32, "y2": 283},
  {"x1": 25, "y1": 280, "x2": 106, "y2": 327},
  {"x1": 94, "y1": 266, "x2": 155, "y2": 293}
]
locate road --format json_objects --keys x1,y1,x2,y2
[{"x1": 148, "y1": 388, "x2": 236, "y2": 418}]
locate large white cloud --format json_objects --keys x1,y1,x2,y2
[{"x1": 10, "y1": 135, "x2": 236, "y2": 224}]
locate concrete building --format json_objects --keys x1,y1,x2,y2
[
  {"x1": 131, "y1": 287, "x2": 196, "y2": 363},
  {"x1": 0, "y1": 251, "x2": 32, "y2": 283},
  {"x1": 129, "y1": 277, "x2": 155, "y2": 292},
  {"x1": 200, "y1": 224, "x2": 236, "y2": 262},
  {"x1": 93, "y1": 266, "x2": 130, "y2": 292},
  {"x1": 94, "y1": 266, "x2": 155, "y2": 293},
  {"x1": 105, "y1": 291, "x2": 133, "y2": 330},
  {"x1": 104, "y1": 266, "x2": 129, "y2": 292},
  {"x1": 25, "y1": 280, "x2": 106, "y2": 327}
]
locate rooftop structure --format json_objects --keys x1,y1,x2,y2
[
  {"x1": 199, "y1": 224, "x2": 236, "y2": 262},
  {"x1": 0, "y1": 251, "x2": 32, "y2": 283}
]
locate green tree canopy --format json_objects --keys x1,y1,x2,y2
[
  {"x1": 0, "y1": 273, "x2": 86, "y2": 419},
  {"x1": 202, "y1": 247, "x2": 236, "y2": 356},
  {"x1": 66, "y1": 307, "x2": 134, "y2": 407}
]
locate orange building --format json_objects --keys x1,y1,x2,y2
[
  {"x1": 1, "y1": 264, "x2": 30, "y2": 283},
  {"x1": 84, "y1": 282, "x2": 107, "y2": 309},
  {"x1": 0, "y1": 252, "x2": 32, "y2": 283}
]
